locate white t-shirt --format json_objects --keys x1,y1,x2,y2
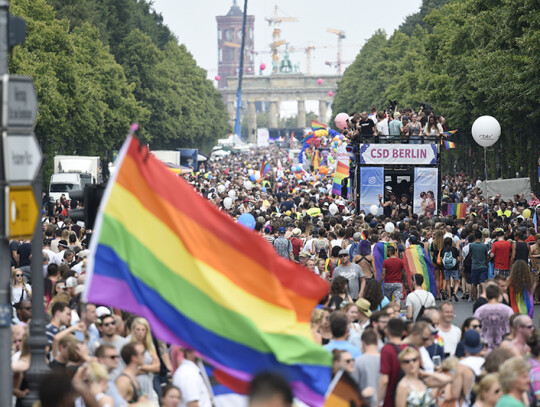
[
  {"x1": 173, "y1": 360, "x2": 212, "y2": 407},
  {"x1": 376, "y1": 118, "x2": 389, "y2": 135},
  {"x1": 419, "y1": 346, "x2": 434, "y2": 373},
  {"x1": 438, "y1": 324, "x2": 462, "y2": 356},
  {"x1": 405, "y1": 289, "x2": 436, "y2": 320}
]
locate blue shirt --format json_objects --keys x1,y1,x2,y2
[{"x1": 324, "y1": 339, "x2": 361, "y2": 358}]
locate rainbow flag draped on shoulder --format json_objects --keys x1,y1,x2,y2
[
  {"x1": 372, "y1": 242, "x2": 396, "y2": 281},
  {"x1": 509, "y1": 285, "x2": 534, "y2": 318},
  {"x1": 402, "y1": 244, "x2": 437, "y2": 296},
  {"x1": 84, "y1": 134, "x2": 332, "y2": 406}
]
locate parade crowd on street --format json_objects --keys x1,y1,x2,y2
[{"x1": 9, "y1": 140, "x2": 540, "y2": 407}]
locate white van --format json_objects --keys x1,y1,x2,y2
[{"x1": 49, "y1": 173, "x2": 93, "y2": 202}]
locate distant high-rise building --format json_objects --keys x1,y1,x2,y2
[{"x1": 216, "y1": 0, "x2": 255, "y2": 89}]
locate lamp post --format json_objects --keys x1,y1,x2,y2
[{"x1": 471, "y1": 116, "x2": 501, "y2": 231}]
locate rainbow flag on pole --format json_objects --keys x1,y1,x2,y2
[
  {"x1": 442, "y1": 140, "x2": 455, "y2": 149},
  {"x1": 311, "y1": 120, "x2": 327, "y2": 131},
  {"x1": 84, "y1": 134, "x2": 332, "y2": 406},
  {"x1": 259, "y1": 158, "x2": 271, "y2": 182},
  {"x1": 403, "y1": 245, "x2": 437, "y2": 296}
]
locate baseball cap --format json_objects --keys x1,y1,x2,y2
[
  {"x1": 353, "y1": 232, "x2": 362, "y2": 241},
  {"x1": 277, "y1": 227, "x2": 286, "y2": 234},
  {"x1": 338, "y1": 249, "x2": 349, "y2": 256}
]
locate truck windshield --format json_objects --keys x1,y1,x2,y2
[{"x1": 50, "y1": 183, "x2": 77, "y2": 193}]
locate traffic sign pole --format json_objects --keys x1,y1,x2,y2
[{"x1": 0, "y1": 2, "x2": 12, "y2": 406}]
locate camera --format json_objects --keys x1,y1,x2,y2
[{"x1": 388, "y1": 100, "x2": 398, "y2": 110}]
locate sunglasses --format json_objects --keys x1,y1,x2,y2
[
  {"x1": 103, "y1": 321, "x2": 116, "y2": 327},
  {"x1": 15, "y1": 274, "x2": 23, "y2": 277},
  {"x1": 471, "y1": 324, "x2": 482, "y2": 329},
  {"x1": 522, "y1": 325, "x2": 534, "y2": 329},
  {"x1": 422, "y1": 337, "x2": 431, "y2": 342},
  {"x1": 402, "y1": 357, "x2": 418, "y2": 364},
  {"x1": 344, "y1": 359, "x2": 354, "y2": 364}
]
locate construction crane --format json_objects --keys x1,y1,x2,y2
[
  {"x1": 265, "y1": 5, "x2": 297, "y2": 73},
  {"x1": 326, "y1": 28, "x2": 346, "y2": 74},
  {"x1": 289, "y1": 44, "x2": 316, "y2": 75}
]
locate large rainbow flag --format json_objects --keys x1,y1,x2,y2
[
  {"x1": 372, "y1": 242, "x2": 396, "y2": 281},
  {"x1": 311, "y1": 120, "x2": 327, "y2": 131},
  {"x1": 332, "y1": 145, "x2": 350, "y2": 197},
  {"x1": 84, "y1": 135, "x2": 332, "y2": 406},
  {"x1": 402, "y1": 245, "x2": 437, "y2": 296},
  {"x1": 259, "y1": 157, "x2": 271, "y2": 182},
  {"x1": 442, "y1": 203, "x2": 468, "y2": 218}
]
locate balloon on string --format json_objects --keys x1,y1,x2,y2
[
  {"x1": 328, "y1": 91, "x2": 334, "y2": 97},
  {"x1": 260, "y1": 63, "x2": 266, "y2": 71},
  {"x1": 214, "y1": 75, "x2": 220, "y2": 81},
  {"x1": 471, "y1": 116, "x2": 501, "y2": 147},
  {"x1": 329, "y1": 203, "x2": 338, "y2": 215},
  {"x1": 385, "y1": 222, "x2": 395, "y2": 233},
  {"x1": 523, "y1": 209, "x2": 531, "y2": 219},
  {"x1": 476, "y1": 180, "x2": 482, "y2": 187},
  {"x1": 249, "y1": 174, "x2": 256, "y2": 181},
  {"x1": 254, "y1": 172, "x2": 261, "y2": 181},
  {"x1": 228, "y1": 190, "x2": 236, "y2": 198},
  {"x1": 313, "y1": 138, "x2": 321, "y2": 147},
  {"x1": 335, "y1": 113, "x2": 350, "y2": 130},
  {"x1": 223, "y1": 197, "x2": 232, "y2": 209},
  {"x1": 244, "y1": 180, "x2": 253, "y2": 190},
  {"x1": 238, "y1": 213, "x2": 256, "y2": 230},
  {"x1": 217, "y1": 185, "x2": 226, "y2": 194},
  {"x1": 317, "y1": 78, "x2": 323, "y2": 85},
  {"x1": 370, "y1": 204, "x2": 378, "y2": 215}
]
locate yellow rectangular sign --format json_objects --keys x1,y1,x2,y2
[{"x1": 7, "y1": 185, "x2": 38, "y2": 239}]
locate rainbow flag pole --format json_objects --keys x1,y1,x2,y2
[{"x1": 84, "y1": 132, "x2": 332, "y2": 406}]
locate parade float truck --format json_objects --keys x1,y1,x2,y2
[
  {"x1": 49, "y1": 156, "x2": 101, "y2": 202},
  {"x1": 353, "y1": 137, "x2": 441, "y2": 216}
]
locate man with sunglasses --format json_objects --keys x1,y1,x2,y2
[
  {"x1": 95, "y1": 344, "x2": 128, "y2": 407},
  {"x1": 90, "y1": 314, "x2": 129, "y2": 378},
  {"x1": 504, "y1": 314, "x2": 534, "y2": 357},
  {"x1": 333, "y1": 249, "x2": 365, "y2": 301}
]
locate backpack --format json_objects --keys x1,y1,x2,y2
[
  {"x1": 442, "y1": 249, "x2": 457, "y2": 270},
  {"x1": 463, "y1": 249, "x2": 472, "y2": 273},
  {"x1": 414, "y1": 291, "x2": 430, "y2": 321}
]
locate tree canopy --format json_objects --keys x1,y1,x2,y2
[
  {"x1": 9, "y1": 0, "x2": 230, "y2": 182},
  {"x1": 333, "y1": 0, "x2": 539, "y2": 187}
]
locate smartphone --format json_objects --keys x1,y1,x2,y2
[{"x1": 433, "y1": 355, "x2": 441, "y2": 368}]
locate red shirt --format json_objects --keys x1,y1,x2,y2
[
  {"x1": 290, "y1": 237, "x2": 303, "y2": 256},
  {"x1": 380, "y1": 343, "x2": 412, "y2": 407},
  {"x1": 382, "y1": 257, "x2": 404, "y2": 283},
  {"x1": 491, "y1": 240, "x2": 512, "y2": 270}
]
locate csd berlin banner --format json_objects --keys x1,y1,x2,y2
[{"x1": 360, "y1": 144, "x2": 437, "y2": 165}]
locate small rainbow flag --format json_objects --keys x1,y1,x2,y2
[
  {"x1": 442, "y1": 140, "x2": 455, "y2": 149},
  {"x1": 373, "y1": 242, "x2": 396, "y2": 281},
  {"x1": 259, "y1": 158, "x2": 271, "y2": 181},
  {"x1": 509, "y1": 285, "x2": 533, "y2": 318},
  {"x1": 443, "y1": 203, "x2": 468, "y2": 218},
  {"x1": 332, "y1": 145, "x2": 350, "y2": 197},
  {"x1": 403, "y1": 244, "x2": 437, "y2": 296},
  {"x1": 84, "y1": 135, "x2": 332, "y2": 406},
  {"x1": 442, "y1": 130, "x2": 457, "y2": 137},
  {"x1": 311, "y1": 120, "x2": 327, "y2": 131}
]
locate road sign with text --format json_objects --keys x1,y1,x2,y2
[
  {"x1": 1, "y1": 75, "x2": 38, "y2": 130},
  {"x1": 3, "y1": 132, "x2": 42, "y2": 183}
]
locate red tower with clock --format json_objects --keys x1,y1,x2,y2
[{"x1": 216, "y1": 1, "x2": 255, "y2": 89}]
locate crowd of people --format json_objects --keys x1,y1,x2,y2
[{"x1": 8, "y1": 141, "x2": 540, "y2": 407}]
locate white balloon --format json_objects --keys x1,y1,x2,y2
[
  {"x1": 329, "y1": 203, "x2": 338, "y2": 215},
  {"x1": 385, "y1": 222, "x2": 395, "y2": 233},
  {"x1": 471, "y1": 116, "x2": 501, "y2": 147},
  {"x1": 217, "y1": 185, "x2": 226, "y2": 193},
  {"x1": 370, "y1": 204, "x2": 379, "y2": 215},
  {"x1": 475, "y1": 180, "x2": 482, "y2": 187},
  {"x1": 225, "y1": 181, "x2": 231, "y2": 188},
  {"x1": 254, "y1": 172, "x2": 261, "y2": 181},
  {"x1": 244, "y1": 181, "x2": 253, "y2": 190},
  {"x1": 228, "y1": 190, "x2": 236, "y2": 198},
  {"x1": 223, "y1": 197, "x2": 232, "y2": 209}
]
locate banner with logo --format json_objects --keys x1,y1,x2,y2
[
  {"x1": 332, "y1": 144, "x2": 350, "y2": 197},
  {"x1": 360, "y1": 144, "x2": 437, "y2": 165},
  {"x1": 360, "y1": 167, "x2": 384, "y2": 215},
  {"x1": 413, "y1": 167, "x2": 438, "y2": 216}
]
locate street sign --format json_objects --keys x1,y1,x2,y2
[
  {"x1": 3, "y1": 132, "x2": 42, "y2": 183},
  {"x1": 1, "y1": 75, "x2": 38, "y2": 130},
  {"x1": 7, "y1": 185, "x2": 38, "y2": 239}
]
